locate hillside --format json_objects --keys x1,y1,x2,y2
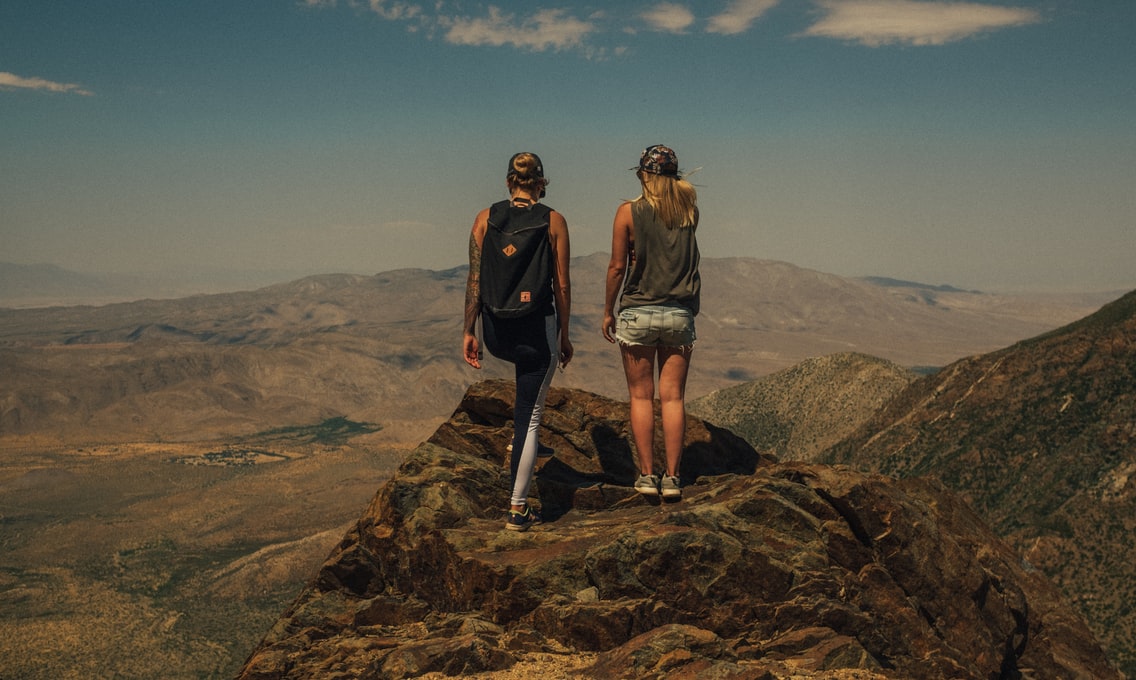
[
  {"x1": 237, "y1": 380, "x2": 1120, "y2": 679},
  {"x1": 0, "y1": 255, "x2": 1110, "y2": 447},
  {"x1": 0, "y1": 269, "x2": 476, "y2": 445},
  {"x1": 689, "y1": 352, "x2": 917, "y2": 462},
  {"x1": 0, "y1": 430, "x2": 404, "y2": 680},
  {"x1": 824, "y1": 289, "x2": 1136, "y2": 674},
  {"x1": 0, "y1": 258, "x2": 1121, "y2": 678}
]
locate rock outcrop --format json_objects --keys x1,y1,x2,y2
[
  {"x1": 824, "y1": 289, "x2": 1136, "y2": 674},
  {"x1": 237, "y1": 380, "x2": 1119, "y2": 679}
]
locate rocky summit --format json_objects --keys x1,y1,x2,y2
[{"x1": 237, "y1": 380, "x2": 1119, "y2": 679}]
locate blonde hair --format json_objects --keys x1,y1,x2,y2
[
  {"x1": 636, "y1": 171, "x2": 698, "y2": 229},
  {"x1": 506, "y1": 152, "x2": 549, "y2": 196}
]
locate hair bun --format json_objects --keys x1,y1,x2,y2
[{"x1": 507, "y1": 152, "x2": 545, "y2": 180}]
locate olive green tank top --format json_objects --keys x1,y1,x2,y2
[{"x1": 618, "y1": 200, "x2": 701, "y2": 315}]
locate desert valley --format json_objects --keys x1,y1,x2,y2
[{"x1": 1, "y1": 255, "x2": 1131, "y2": 679}]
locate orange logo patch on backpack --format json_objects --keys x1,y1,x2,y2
[
  {"x1": 520, "y1": 291, "x2": 531, "y2": 302},
  {"x1": 503, "y1": 244, "x2": 517, "y2": 257}
]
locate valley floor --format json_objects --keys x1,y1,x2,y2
[{"x1": 0, "y1": 437, "x2": 404, "y2": 679}]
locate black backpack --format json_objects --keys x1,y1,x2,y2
[{"x1": 480, "y1": 200, "x2": 554, "y2": 318}]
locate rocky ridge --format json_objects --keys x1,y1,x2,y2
[
  {"x1": 823, "y1": 289, "x2": 1136, "y2": 674},
  {"x1": 237, "y1": 380, "x2": 1119, "y2": 679}
]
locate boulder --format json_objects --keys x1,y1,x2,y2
[{"x1": 237, "y1": 380, "x2": 1120, "y2": 679}]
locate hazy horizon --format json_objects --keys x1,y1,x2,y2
[
  {"x1": 4, "y1": 256, "x2": 1126, "y2": 317},
  {"x1": 3, "y1": 254, "x2": 1131, "y2": 304},
  {"x1": 3, "y1": 1, "x2": 1135, "y2": 293}
]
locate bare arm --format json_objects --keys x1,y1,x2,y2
[
  {"x1": 463, "y1": 210, "x2": 489, "y2": 368},
  {"x1": 602, "y1": 202, "x2": 633, "y2": 344},
  {"x1": 549, "y1": 210, "x2": 573, "y2": 367}
]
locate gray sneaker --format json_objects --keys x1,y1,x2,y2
[
  {"x1": 505, "y1": 505, "x2": 542, "y2": 532},
  {"x1": 660, "y1": 475, "x2": 681, "y2": 499},
  {"x1": 634, "y1": 474, "x2": 660, "y2": 495}
]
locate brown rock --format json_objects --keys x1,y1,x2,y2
[{"x1": 237, "y1": 380, "x2": 1120, "y2": 679}]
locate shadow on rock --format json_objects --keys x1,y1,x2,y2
[{"x1": 236, "y1": 380, "x2": 1122, "y2": 680}]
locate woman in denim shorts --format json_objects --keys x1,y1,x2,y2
[{"x1": 602, "y1": 145, "x2": 700, "y2": 500}]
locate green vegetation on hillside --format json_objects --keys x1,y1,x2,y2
[{"x1": 248, "y1": 416, "x2": 382, "y2": 447}]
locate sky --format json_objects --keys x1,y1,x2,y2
[{"x1": 2, "y1": 0, "x2": 1134, "y2": 293}]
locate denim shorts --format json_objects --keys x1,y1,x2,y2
[{"x1": 615, "y1": 304, "x2": 697, "y2": 348}]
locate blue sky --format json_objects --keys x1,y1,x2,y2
[{"x1": 2, "y1": 1, "x2": 1134, "y2": 292}]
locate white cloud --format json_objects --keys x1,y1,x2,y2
[
  {"x1": 641, "y1": 3, "x2": 696, "y2": 33},
  {"x1": 706, "y1": 0, "x2": 779, "y2": 35},
  {"x1": 366, "y1": 0, "x2": 424, "y2": 22},
  {"x1": 317, "y1": 0, "x2": 1039, "y2": 54},
  {"x1": 441, "y1": 7, "x2": 595, "y2": 51},
  {"x1": 339, "y1": 2, "x2": 600, "y2": 54},
  {"x1": 803, "y1": 0, "x2": 1041, "y2": 47},
  {"x1": 0, "y1": 71, "x2": 93, "y2": 96}
]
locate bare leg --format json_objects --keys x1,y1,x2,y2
[
  {"x1": 621, "y1": 344, "x2": 658, "y2": 475},
  {"x1": 657, "y1": 345, "x2": 692, "y2": 478}
]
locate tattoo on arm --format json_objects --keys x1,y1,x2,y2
[{"x1": 464, "y1": 231, "x2": 482, "y2": 334}]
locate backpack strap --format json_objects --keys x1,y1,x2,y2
[{"x1": 488, "y1": 200, "x2": 552, "y2": 234}]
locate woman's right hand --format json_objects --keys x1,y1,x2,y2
[{"x1": 602, "y1": 313, "x2": 617, "y2": 344}]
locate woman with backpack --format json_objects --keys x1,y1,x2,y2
[
  {"x1": 462, "y1": 152, "x2": 573, "y2": 531},
  {"x1": 602, "y1": 144, "x2": 700, "y2": 500}
]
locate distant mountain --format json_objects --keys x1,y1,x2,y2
[
  {"x1": 0, "y1": 267, "x2": 475, "y2": 445},
  {"x1": 0, "y1": 256, "x2": 1115, "y2": 447},
  {"x1": 823, "y1": 290, "x2": 1136, "y2": 675},
  {"x1": 0, "y1": 262, "x2": 125, "y2": 301},
  {"x1": 859, "y1": 276, "x2": 979, "y2": 293},
  {"x1": 689, "y1": 352, "x2": 917, "y2": 462},
  {"x1": 0, "y1": 261, "x2": 304, "y2": 308}
]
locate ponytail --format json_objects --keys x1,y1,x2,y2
[{"x1": 637, "y1": 171, "x2": 697, "y2": 229}]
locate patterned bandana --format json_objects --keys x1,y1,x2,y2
[{"x1": 635, "y1": 144, "x2": 679, "y2": 177}]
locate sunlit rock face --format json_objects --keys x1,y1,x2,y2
[{"x1": 237, "y1": 379, "x2": 1121, "y2": 680}]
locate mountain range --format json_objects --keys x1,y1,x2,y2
[
  {"x1": 0, "y1": 261, "x2": 304, "y2": 309},
  {"x1": 0, "y1": 256, "x2": 1129, "y2": 678},
  {"x1": 0, "y1": 254, "x2": 1113, "y2": 447}
]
